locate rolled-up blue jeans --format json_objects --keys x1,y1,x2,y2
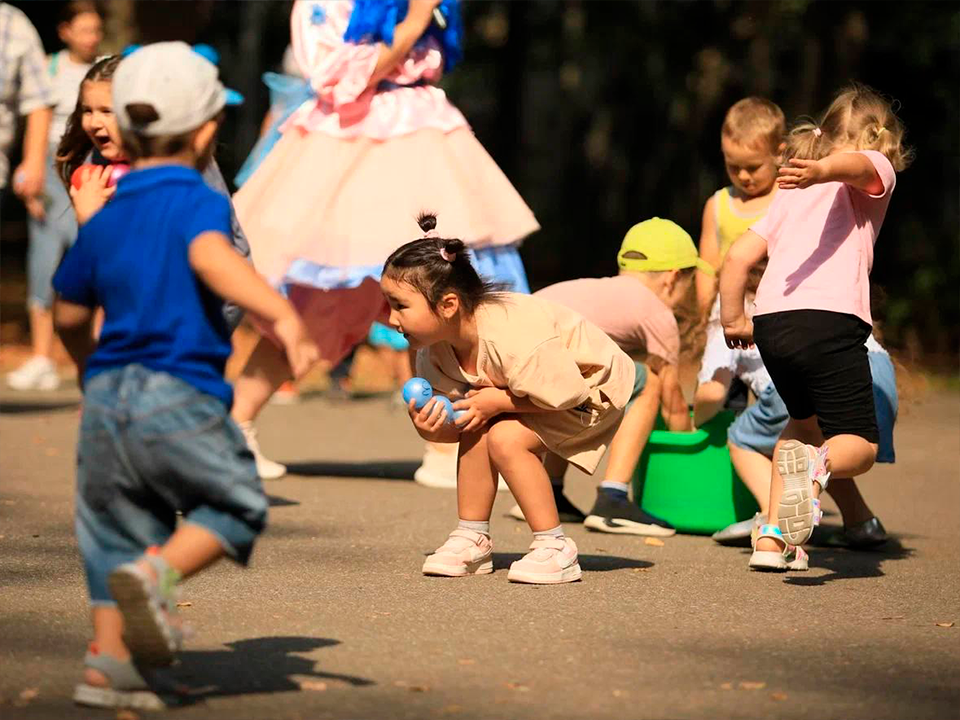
[{"x1": 76, "y1": 365, "x2": 267, "y2": 606}]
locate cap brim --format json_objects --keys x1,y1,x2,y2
[
  {"x1": 225, "y1": 89, "x2": 244, "y2": 106},
  {"x1": 695, "y1": 258, "x2": 717, "y2": 277}
]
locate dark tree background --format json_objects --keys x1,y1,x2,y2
[{"x1": 7, "y1": 0, "x2": 959, "y2": 367}]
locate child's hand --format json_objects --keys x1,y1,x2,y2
[
  {"x1": 453, "y1": 387, "x2": 509, "y2": 433},
  {"x1": 273, "y1": 314, "x2": 320, "y2": 379},
  {"x1": 408, "y1": 397, "x2": 459, "y2": 442},
  {"x1": 69, "y1": 166, "x2": 115, "y2": 224},
  {"x1": 778, "y1": 158, "x2": 825, "y2": 189},
  {"x1": 722, "y1": 316, "x2": 755, "y2": 349}
]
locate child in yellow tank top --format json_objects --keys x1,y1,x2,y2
[{"x1": 697, "y1": 98, "x2": 786, "y2": 316}]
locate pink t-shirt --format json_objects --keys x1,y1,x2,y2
[
  {"x1": 752, "y1": 150, "x2": 896, "y2": 326},
  {"x1": 535, "y1": 275, "x2": 680, "y2": 366}
]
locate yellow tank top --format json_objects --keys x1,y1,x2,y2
[{"x1": 714, "y1": 186, "x2": 768, "y2": 261}]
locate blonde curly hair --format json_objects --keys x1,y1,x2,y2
[{"x1": 784, "y1": 83, "x2": 913, "y2": 171}]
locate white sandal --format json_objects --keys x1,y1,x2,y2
[
  {"x1": 749, "y1": 525, "x2": 809, "y2": 572},
  {"x1": 776, "y1": 440, "x2": 830, "y2": 546}
]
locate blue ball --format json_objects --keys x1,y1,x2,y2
[
  {"x1": 430, "y1": 395, "x2": 467, "y2": 425},
  {"x1": 402, "y1": 377, "x2": 433, "y2": 409}
]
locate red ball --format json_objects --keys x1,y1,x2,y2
[{"x1": 70, "y1": 163, "x2": 131, "y2": 190}]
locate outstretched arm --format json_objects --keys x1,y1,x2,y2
[
  {"x1": 188, "y1": 232, "x2": 320, "y2": 378},
  {"x1": 778, "y1": 153, "x2": 884, "y2": 194}
]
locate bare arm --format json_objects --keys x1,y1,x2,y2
[
  {"x1": 719, "y1": 230, "x2": 767, "y2": 348},
  {"x1": 188, "y1": 232, "x2": 319, "y2": 377},
  {"x1": 53, "y1": 300, "x2": 96, "y2": 385},
  {"x1": 658, "y1": 364, "x2": 691, "y2": 432},
  {"x1": 696, "y1": 195, "x2": 720, "y2": 317},
  {"x1": 693, "y1": 373, "x2": 731, "y2": 428},
  {"x1": 778, "y1": 154, "x2": 884, "y2": 194},
  {"x1": 13, "y1": 107, "x2": 52, "y2": 219},
  {"x1": 368, "y1": 0, "x2": 439, "y2": 88}
]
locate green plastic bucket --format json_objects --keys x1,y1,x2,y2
[{"x1": 632, "y1": 411, "x2": 759, "y2": 535}]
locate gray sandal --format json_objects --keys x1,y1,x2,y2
[
  {"x1": 73, "y1": 648, "x2": 165, "y2": 710},
  {"x1": 108, "y1": 553, "x2": 183, "y2": 666}
]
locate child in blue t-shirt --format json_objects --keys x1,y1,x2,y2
[{"x1": 53, "y1": 43, "x2": 319, "y2": 711}]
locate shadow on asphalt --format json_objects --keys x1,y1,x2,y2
[
  {"x1": 266, "y1": 494, "x2": 300, "y2": 507},
  {"x1": 286, "y1": 460, "x2": 420, "y2": 480},
  {"x1": 491, "y1": 552, "x2": 654, "y2": 572},
  {"x1": 166, "y1": 636, "x2": 374, "y2": 705},
  {"x1": 0, "y1": 400, "x2": 81, "y2": 415},
  {"x1": 733, "y1": 528, "x2": 914, "y2": 585}
]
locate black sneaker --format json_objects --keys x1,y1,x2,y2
[
  {"x1": 554, "y1": 490, "x2": 587, "y2": 524},
  {"x1": 583, "y1": 489, "x2": 676, "y2": 537},
  {"x1": 506, "y1": 488, "x2": 586, "y2": 524}
]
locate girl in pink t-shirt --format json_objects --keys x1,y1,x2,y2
[{"x1": 719, "y1": 84, "x2": 912, "y2": 572}]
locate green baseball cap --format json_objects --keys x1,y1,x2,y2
[{"x1": 617, "y1": 217, "x2": 715, "y2": 276}]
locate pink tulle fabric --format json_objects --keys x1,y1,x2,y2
[
  {"x1": 285, "y1": 0, "x2": 468, "y2": 138},
  {"x1": 234, "y1": 0, "x2": 539, "y2": 364}
]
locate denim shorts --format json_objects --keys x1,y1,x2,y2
[
  {"x1": 728, "y1": 351, "x2": 897, "y2": 463},
  {"x1": 27, "y1": 155, "x2": 77, "y2": 309},
  {"x1": 76, "y1": 364, "x2": 267, "y2": 605}
]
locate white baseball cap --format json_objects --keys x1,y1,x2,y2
[{"x1": 113, "y1": 41, "x2": 243, "y2": 136}]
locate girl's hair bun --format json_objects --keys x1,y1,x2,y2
[
  {"x1": 442, "y1": 238, "x2": 465, "y2": 256},
  {"x1": 417, "y1": 212, "x2": 438, "y2": 234}
]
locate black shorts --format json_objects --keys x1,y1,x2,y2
[{"x1": 752, "y1": 310, "x2": 878, "y2": 443}]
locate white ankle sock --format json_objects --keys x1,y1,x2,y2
[{"x1": 458, "y1": 519, "x2": 490, "y2": 536}]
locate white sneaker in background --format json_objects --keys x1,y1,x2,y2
[
  {"x1": 414, "y1": 443, "x2": 509, "y2": 490},
  {"x1": 237, "y1": 421, "x2": 287, "y2": 480},
  {"x1": 6, "y1": 356, "x2": 60, "y2": 391}
]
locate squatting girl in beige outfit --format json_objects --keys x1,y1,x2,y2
[{"x1": 381, "y1": 214, "x2": 633, "y2": 585}]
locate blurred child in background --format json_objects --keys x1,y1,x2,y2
[
  {"x1": 6, "y1": 1, "x2": 101, "y2": 392},
  {"x1": 696, "y1": 97, "x2": 784, "y2": 317}
]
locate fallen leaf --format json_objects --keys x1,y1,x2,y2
[
  {"x1": 116, "y1": 709, "x2": 140, "y2": 720},
  {"x1": 881, "y1": 615, "x2": 905, "y2": 620},
  {"x1": 457, "y1": 659, "x2": 475, "y2": 665},
  {"x1": 408, "y1": 685, "x2": 430, "y2": 693},
  {"x1": 2, "y1": 499, "x2": 16, "y2": 505},
  {"x1": 14, "y1": 687, "x2": 39, "y2": 706},
  {"x1": 394, "y1": 680, "x2": 409, "y2": 688},
  {"x1": 176, "y1": 601, "x2": 192, "y2": 608},
  {"x1": 32, "y1": 534, "x2": 40, "y2": 538},
  {"x1": 644, "y1": 538, "x2": 665, "y2": 547},
  {"x1": 720, "y1": 682, "x2": 733, "y2": 691},
  {"x1": 298, "y1": 680, "x2": 327, "y2": 692},
  {"x1": 505, "y1": 682, "x2": 530, "y2": 692},
  {"x1": 770, "y1": 692, "x2": 788, "y2": 701},
  {"x1": 935, "y1": 622, "x2": 954, "y2": 628},
  {"x1": 612, "y1": 689, "x2": 627, "y2": 698},
  {"x1": 739, "y1": 681, "x2": 766, "y2": 690},
  {"x1": 632, "y1": 567, "x2": 650, "y2": 573}
]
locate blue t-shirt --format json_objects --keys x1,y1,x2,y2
[{"x1": 53, "y1": 165, "x2": 234, "y2": 406}]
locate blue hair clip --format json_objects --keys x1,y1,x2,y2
[{"x1": 121, "y1": 43, "x2": 220, "y2": 66}]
